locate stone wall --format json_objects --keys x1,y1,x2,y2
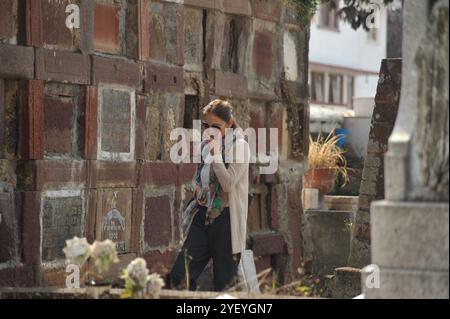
[
  {"x1": 0, "y1": 0, "x2": 309, "y2": 287},
  {"x1": 348, "y1": 58, "x2": 402, "y2": 268}
]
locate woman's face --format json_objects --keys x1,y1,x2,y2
[{"x1": 202, "y1": 112, "x2": 231, "y2": 138}]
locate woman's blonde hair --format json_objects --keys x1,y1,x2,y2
[{"x1": 202, "y1": 99, "x2": 239, "y2": 129}]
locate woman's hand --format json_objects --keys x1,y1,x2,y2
[{"x1": 194, "y1": 185, "x2": 201, "y2": 198}]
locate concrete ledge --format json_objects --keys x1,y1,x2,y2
[
  {"x1": 371, "y1": 200, "x2": 449, "y2": 271},
  {"x1": 362, "y1": 266, "x2": 449, "y2": 299},
  {"x1": 0, "y1": 287, "x2": 311, "y2": 299}
]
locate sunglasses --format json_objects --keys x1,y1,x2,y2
[{"x1": 202, "y1": 122, "x2": 222, "y2": 130}]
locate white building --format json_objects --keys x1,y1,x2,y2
[{"x1": 308, "y1": 0, "x2": 389, "y2": 157}]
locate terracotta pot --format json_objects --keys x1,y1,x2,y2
[{"x1": 303, "y1": 168, "x2": 336, "y2": 195}]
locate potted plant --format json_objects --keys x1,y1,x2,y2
[{"x1": 303, "y1": 131, "x2": 348, "y2": 196}]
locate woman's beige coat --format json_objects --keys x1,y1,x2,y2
[{"x1": 211, "y1": 132, "x2": 251, "y2": 254}]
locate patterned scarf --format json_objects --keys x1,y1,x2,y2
[{"x1": 180, "y1": 132, "x2": 237, "y2": 243}]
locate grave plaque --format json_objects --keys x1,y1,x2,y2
[
  {"x1": 41, "y1": 191, "x2": 84, "y2": 262},
  {"x1": 98, "y1": 85, "x2": 136, "y2": 161},
  {"x1": 96, "y1": 190, "x2": 132, "y2": 254},
  {"x1": 101, "y1": 88, "x2": 131, "y2": 153}
]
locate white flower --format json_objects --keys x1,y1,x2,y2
[
  {"x1": 63, "y1": 237, "x2": 91, "y2": 266},
  {"x1": 146, "y1": 273, "x2": 165, "y2": 298},
  {"x1": 126, "y1": 258, "x2": 150, "y2": 289},
  {"x1": 90, "y1": 239, "x2": 119, "y2": 274}
]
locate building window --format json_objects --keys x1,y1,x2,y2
[
  {"x1": 311, "y1": 72, "x2": 325, "y2": 103},
  {"x1": 318, "y1": 0, "x2": 340, "y2": 31},
  {"x1": 329, "y1": 74, "x2": 344, "y2": 105},
  {"x1": 347, "y1": 75, "x2": 354, "y2": 108}
]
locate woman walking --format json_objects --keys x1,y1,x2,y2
[{"x1": 170, "y1": 99, "x2": 251, "y2": 292}]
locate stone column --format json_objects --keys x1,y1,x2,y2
[{"x1": 363, "y1": 0, "x2": 449, "y2": 298}]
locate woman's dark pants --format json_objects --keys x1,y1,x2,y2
[{"x1": 170, "y1": 206, "x2": 241, "y2": 292}]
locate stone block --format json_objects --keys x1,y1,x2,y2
[
  {"x1": 251, "y1": 0, "x2": 282, "y2": 22},
  {"x1": 304, "y1": 210, "x2": 353, "y2": 275},
  {"x1": 362, "y1": 265, "x2": 449, "y2": 299},
  {"x1": 93, "y1": 2, "x2": 121, "y2": 54},
  {"x1": 214, "y1": 71, "x2": 248, "y2": 98},
  {"x1": 41, "y1": 0, "x2": 82, "y2": 51},
  {"x1": 17, "y1": 160, "x2": 86, "y2": 191},
  {"x1": 184, "y1": 0, "x2": 218, "y2": 9},
  {"x1": 0, "y1": 80, "x2": 4, "y2": 159},
  {"x1": 141, "y1": 162, "x2": 178, "y2": 186},
  {"x1": 184, "y1": 7, "x2": 204, "y2": 71},
  {"x1": 252, "y1": 30, "x2": 273, "y2": 79},
  {"x1": 0, "y1": 44, "x2": 35, "y2": 79},
  {"x1": 92, "y1": 55, "x2": 141, "y2": 88},
  {"x1": 36, "y1": 49, "x2": 90, "y2": 85},
  {"x1": 251, "y1": 232, "x2": 285, "y2": 257},
  {"x1": 87, "y1": 161, "x2": 137, "y2": 189},
  {"x1": 222, "y1": 0, "x2": 251, "y2": 16},
  {"x1": 0, "y1": 0, "x2": 17, "y2": 41},
  {"x1": 84, "y1": 86, "x2": 98, "y2": 160},
  {"x1": 371, "y1": 200, "x2": 449, "y2": 271},
  {"x1": 144, "y1": 195, "x2": 173, "y2": 249},
  {"x1": 135, "y1": 94, "x2": 148, "y2": 160},
  {"x1": 0, "y1": 192, "x2": 16, "y2": 262},
  {"x1": 148, "y1": 2, "x2": 184, "y2": 65},
  {"x1": 144, "y1": 62, "x2": 184, "y2": 93}
]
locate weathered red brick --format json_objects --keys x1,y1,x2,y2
[
  {"x1": 214, "y1": 71, "x2": 248, "y2": 98},
  {"x1": 17, "y1": 191, "x2": 41, "y2": 265},
  {"x1": 251, "y1": 232, "x2": 285, "y2": 256},
  {"x1": 251, "y1": 0, "x2": 282, "y2": 22},
  {"x1": 93, "y1": 2, "x2": 121, "y2": 54},
  {"x1": 43, "y1": 95, "x2": 80, "y2": 157},
  {"x1": 80, "y1": 0, "x2": 94, "y2": 54},
  {"x1": 0, "y1": 44, "x2": 35, "y2": 79},
  {"x1": 177, "y1": 163, "x2": 197, "y2": 185},
  {"x1": 138, "y1": 0, "x2": 150, "y2": 61},
  {"x1": 87, "y1": 161, "x2": 138, "y2": 189},
  {"x1": 92, "y1": 55, "x2": 141, "y2": 88},
  {"x1": 25, "y1": 0, "x2": 43, "y2": 47},
  {"x1": 18, "y1": 80, "x2": 44, "y2": 160},
  {"x1": 253, "y1": 30, "x2": 273, "y2": 79},
  {"x1": 141, "y1": 162, "x2": 178, "y2": 186},
  {"x1": 144, "y1": 62, "x2": 184, "y2": 93},
  {"x1": 36, "y1": 49, "x2": 90, "y2": 85},
  {"x1": 84, "y1": 86, "x2": 98, "y2": 160},
  {"x1": 144, "y1": 195, "x2": 173, "y2": 248}
]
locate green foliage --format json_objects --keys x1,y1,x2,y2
[{"x1": 286, "y1": 0, "x2": 396, "y2": 30}]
